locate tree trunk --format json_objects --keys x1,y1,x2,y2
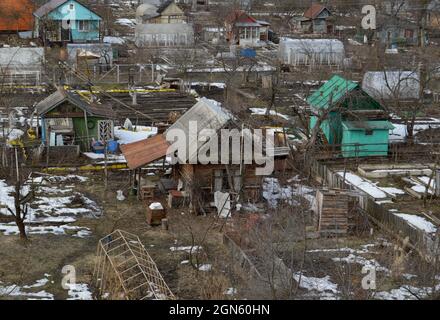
[{"x1": 15, "y1": 217, "x2": 27, "y2": 241}]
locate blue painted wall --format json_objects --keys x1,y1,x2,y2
[
  {"x1": 47, "y1": 0, "x2": 101, "y2": 42},
  {"x1": 341, "y1": 122, "x2": 391, "y2": 158}
]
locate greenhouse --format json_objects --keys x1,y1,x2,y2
[
  {"x1": 278, "y1": 38, "x2": 345, "y2": 67},
  {"x1": 362, "y1": 71, "x2": 420, "y2": 100}
]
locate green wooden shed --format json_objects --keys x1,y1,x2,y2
[
  {"x1": 307, "y1": 75, "x2": 394, "y2": 158},
  {"x1": 36, "y1": 88, "x2": 116, "y2": 151}
]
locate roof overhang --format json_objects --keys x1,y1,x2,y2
[{"x1": 120, "y1": 134, "x2": 170, "y2": 169}]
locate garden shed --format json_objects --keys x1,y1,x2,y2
[
  {"x1": 308, "y1": 75, "x2": 394, "y2": 158},
  {"x1": 36, "y1": 88, "x2": 115, "y2": 151}
]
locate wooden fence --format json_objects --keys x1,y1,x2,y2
[{"x1": 311, "y1": 160, "x2": 440, "y2": 259}]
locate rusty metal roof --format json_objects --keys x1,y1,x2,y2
[
  {"x1": 0, "y1": 0, "x2": 35, "y2": 32},
  {"x1": 304, "y1": 4, "x2": 328, "y2": 19},
  {"x1": 120, "y1": 98, "x2": 231, "y2": 169},
  {"x1": 120, "y1": 134, "x2": 170, "y2": 169}
]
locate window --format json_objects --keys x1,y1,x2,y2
[
  {"x1": 78, "y1": 20, "x2": 90, "y2": 32},
  {"x1": 69, "y1": 3, "x2": 74, "y2": 10},
  {"x1": 239, "y1": 28, "x2": 246, "y2": 39},
  {"x1": 365, "y1": 129, "x2": 373, "y2": 136},
  {"x1": 404, "y1": 29, "x2": 414, "y2": 39}
]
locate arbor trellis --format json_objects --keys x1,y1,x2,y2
[{"x1": 93, "y1": 229, "x2": 175, "y2": 300}]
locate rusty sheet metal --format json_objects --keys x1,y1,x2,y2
[
  {"x1": 0, "y1": 0, "x2": 34, "y2": 32},
  {"x1": 120, "y1": 134, "x2": 170, "y2": 169}
]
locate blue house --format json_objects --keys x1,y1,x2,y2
[{"x1": 34, "y1": 0, "x2": 102, "y2": 43}]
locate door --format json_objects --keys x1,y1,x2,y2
[{"x1": 60, "y1": 21, "x2": 71, "y2": 41}]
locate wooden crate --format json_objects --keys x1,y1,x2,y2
[
  {"x1": 146, "y1": 205, "x2": 167, "y2": 226},
  {"x1": 140, "y1": 185, "x2": 155, "y2": 200}
]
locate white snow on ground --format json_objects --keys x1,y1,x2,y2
[
  {"x1": 115, "y1": 18, "x2": 137, "y2": 28},
  {"x1": 249, "y1": 108, "x2": 290, "y2": 120},
  {"x1": 379, "y1": 187, "x2": 406, "y2": 197},
  {"x1": 103, "y1": 36, "x2": 126, "y2": 44},
  {"x1": 0, "y1": 175, "x2": 100, "y2": 237},
  {"x1": 0, "y1": 222, "x2": 92, "y2": 237},
  {"x1": 393, "y1": 213, "x2": 437, "y2": 234},
  {"x1": 170, "y1": 246, "x2": 203, "y2": 254},
  {"x1": 83, "y1": 153, "x2": 127, "y2": 165},
  {"x1": 187, "y1": 64, "x2": 275, "y2": 73},
  {"x1": 337, "y1": 172, "x2": 387, "y2": 199},
  {"x1": 67, "y1": 283, "x2": 93, "y2": 300},
  {"x1": 375, "y1": 285, "x2": 438, "y2": 300},
  {"x1": 293, "y1": 272, "x2": 340, "y2": 299},
  {"x1": 191, "y1": 82, "x2": 225, "y2": 89},
  {"x1": 307, "y1": 245, "x2": 374, "y2": 255},
  {"x1": 262, "y1": 177, "x2": 315, "y2": 208},
  {"x1": 337, "y1": 172, "x2": 397, "y2": 199},
  {"x1": 33, "y1": 174, "x2": 88, "y2": 184},
  {"x1": 418, "y1": 176, "x2": 435, "y2": 187},
  {"x1": 197, "y1": 264, "x2": 212, "y2": 272},
  {"x1": 0, "y1": 275, "x2": 54, "y2": 300},
  {"x1": 402, "y1": 177, "x2": 435, "y2": 195},
  {"x1": 224, "y1": 287, "x2": 237, "y2": 295},
  {"x1": 389, "y1": 118, "x2": 440, "y2": 142},
  {"x1": 314, "y1": 244, "x2": 390, "y2": 274},
  {"x1": 114, "y1": 126, "x2": 158, "y2": 145},
  {"x1": 332, "y1": 254, "x2": 391, "y2": 273}
]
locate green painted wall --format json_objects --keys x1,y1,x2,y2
[
  {"x1": 310, "y1": 112, "x2": 342, "y2": 144},
  {"x1": 73, "y1": 117, "x2": 103, "y2": 151},
  {"x1": 341, "y1": 128, "x2": 389, "y2": 157}
]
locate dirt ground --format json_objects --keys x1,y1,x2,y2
[
  {"x1": 0, "y1": 170, "x2": 242, "y2": 300},
  {"x1": 1, "y1": 170, "x2": 438, "y2": 300}
]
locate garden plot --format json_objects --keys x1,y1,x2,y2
[
  {"x1": 402, "y1": 177, "x2": 435, "y2": 197},
  {"x1": 0, "y1": 273, "x2": 93, "y2": 300},
  {"x1": 336, "y1": 172, "x2": 406, "y2": 200},
  {"x1": 391, "y1": 212, "x2": 437, "y2": 234},
  {"x1": 262, "y1": 177, "x2": 315, "y2": 208},
  {"x1": 0, "y1": 274, "x2": 54, "y2": 300},
  {"x1": 292, "y1": 272, "x2": 340, "y2": 300},
  {"x1": 389, "y1": 117, "x2": 440, "y2": 142},
  {"x1": 305, "y1": 240, "x2": 440, "y2": 300},
  {"x1": 0, "y1": 174, "x2": 101, "y2": 238}
]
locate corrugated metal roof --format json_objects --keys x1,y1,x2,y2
[
  {"x1": 166, "y1": 98, "x2": 231, "y2": 162},
  {"x1": 36, "y1": 89, "x2": 67, "y2": 115},
  {"x1": 342, "y1": 120, "x2": 394, "y2": 131},
  {"x1": 120, "y1": 134, "x2": 170, "y2": 169},
  {"x1": 0, "y1": 0, "x2": 34, "y2": 31},
  {"x1": 307, "y1": 75, "x2": 358, "y2": 109}
]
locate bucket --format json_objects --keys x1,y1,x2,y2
[{"x1": 107, "y1": 140, "x2": 119, "y2": 153}]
